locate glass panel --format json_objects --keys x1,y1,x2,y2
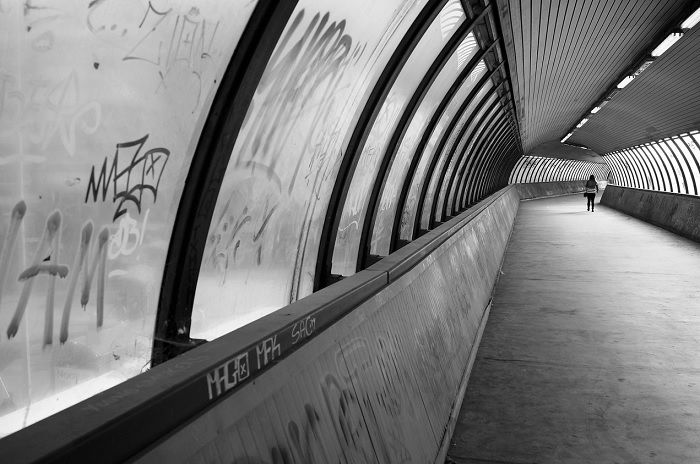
[
  {"x1": 663, "y1": 139, "x2": 696, "y2": 194},
  {"x1": 623, "y1": 148, "x2": 649, "y2": 189},
  {"x1": 641, "y1": 144, "x2": 674, "y2": 192},
  {"x1": 632, "y1": 147, "x2": 661, "y2": 191},
  {"x1": 420, "y1": 80, "x2": 492, "y2": 229},
  {"x1": 372, "y1": 33, "x2": 478, "y2": 255},
  {"x1": 400, "y1": 60, "x2": 487, "y2": 240},
  {"x1": 332, "y1": 0, "x2": 464, "y2": 276},
  {"x1": 651, "y1": 142, "x2": 682, "y2": 193},
  {"x1": 0, "y1": 0, "x2": 255, "y2": 435},
  {"x1": 672, "y1": 137, "x2": 700, "y2": 195},
  {"x1": 455, "y1": 110, "x2": 505, "y2": 210},
  {"x1": 682, "y1": 134, "x2": 700, "y2": 194},
  {"x1": 435, "y1": 95, "x2": 498, "y2": 221},
  {"x1": 657, "y1": 140, "x2": 688, "y2": 193},
  {"x1": 192, "y1": 0, "x2": 429, "y2": 338}
]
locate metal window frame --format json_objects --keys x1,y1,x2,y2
[
  {"x1": 390, "y1": 39, "x2": 500, "y2": 250},
  {"x1": 314, "y1": 0, "x2": 450, "y2": 288},
  {"x1": 428, "y1": 88, "x2": 504, "y2": 226},
  {"x1": 359, "y1": 5, "x2": 492, "y2": 269},
  {"x1": 410, "y1": 65, "x2": 505, "y2": 239},
  {"x1": 152, "y1": 0, "x2": 298, "y2": 365}
]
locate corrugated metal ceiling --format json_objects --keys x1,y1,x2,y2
[
  {"x1": 495, "y1": 0, "x2": 694, "y2": 157},
  {"x1": 571, "y1": 23, "x2": 700, "y2": 152}
]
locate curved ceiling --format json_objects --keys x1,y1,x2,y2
[
  {"x1": 571, "y1": 23, "x2": 700, "y2": 152},
  {"x1": 495, "y1": 0, "x2": 695, "y2": 156}
]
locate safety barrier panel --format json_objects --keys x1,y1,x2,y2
[
  {"x1": 0, "y1": 185, "x2": 521, "y2": 463},
  {"x1": 601, "y1": 185, "x2": 700, "y2": 243}
]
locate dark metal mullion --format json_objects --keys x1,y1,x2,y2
[
  {"x1": 427, "y1": 87, "x2": 503, "y2": 227},
  {"x1": 649, "y1": 143, "x2": 681, "y2": 193},
  {"x1": 466, "y1": 130, "x2": 512, "y2": 206},
  {"x1": 153, "y1": 0, "x2": 298, "y2": 365},
  {"x1": 640, "y1": 145, "x2": 671, "y2": 192},
  {"x1": 532, "y1": 154, "x2": 549, "y2": 182},
  {"x1": 467, "y1": 128, "x2": 510, "y2": 204},
  {"x1": 542, "y1": 158, "x2": 557, "y2": 182},
  {"x1": 682, "y1": 134, "x2": 700, "y2": 192},
  {"x1": 390, "y1": 39, "x2": 499, "y2": 251},
  {"x1": 448, "y1": 105, "x2": 507, "y2": 214},
  {"x1": 612, "y1": 152, "x2": 633, "y2": 187},
  {"x1": 493, "y1": 141, "x2": 518, "y2": 186},
  {"x1": 632, "y1": 146, "x2": 659, "y2": 190},
  {"x1": 604, "y1": 155, "x2": 623, "y2": 187},
  {"x1": 618, "y1": 151, "x2": 638, "y2": 188},
  {"x1": 634, "y1": 145, "x2": 665, "y2": 191},
  {"x1": 521, "y1": 154, "x2": 540, "y2": 183},
  {"x1": 619, "y1": 150, "x2": 642, "y2": 188},
  {"x1": 412, "y1": 66, "x2": 505, "y2": 238},
  {"x1": 475, "y1": 130, "x2": 515, "y2": 201},
  {"x1": 624, "y1": 147, "x2": 649, "y2": 189},
  {"x1": 436, "y1": 96, "x2": 504, "y2": 223},
  {"x1": 658, "y1": 140, "x2": 690, "y2": 194},
  {"x1": 473, "y1": 125, "x2": 515, "y2": 200},
  {"x1": 487, "y1": 136, "x2": 518, "y2": 195},
  {"x1": 358, "y1": 5, "x2": 491, "y2": 270},
  {"x1": 669, "y1": 137, "x2": 699, "y2": 195},
  {"x1": 315, "y1": 0, "x2": 449, "y2": 289},
  {"x1": 452, "y1": 110, "x2": 507, "y2": 214},
  {"x1": 509, "y1": 156, "x2": 527, "y2": 183},
  {"x1": 459, "y1": 115, "x2": 509, "y2": 208},
  {"x1": 629, "y1": 147, "x2": 665, "y2": 190}
]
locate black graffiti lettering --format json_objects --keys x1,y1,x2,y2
[{"x1": 85, "y1": 134, "x2": 170, "y2": 221}]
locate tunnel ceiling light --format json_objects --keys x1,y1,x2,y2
[
  {"x1": 681, "y1": 6, "x2": 700, "y2": 30},
  {"x1": 576, "y1": 118, "x2": 589, "y2": 129},
  {"x1": 561, "y1": 133, "x2": 572, "y2": 143},
  {"x1": 651, "y1": 32, "x2": 683, "y2": 57},
  {"x1": 590, "y1": 106, "x2": 602, "y2": 114},
  {"x1": 617, "y1": 75, "x2": 635, "y2": 89}
]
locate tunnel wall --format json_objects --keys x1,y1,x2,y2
[
  {"x1": 132, "y1": 186, "x2": 520, "y2": 464},
  {"x1": 601, "y1": 185, "x2": 700, "y2": 243},
  {"x1": 0, "y1": 185, "x2": 520, "y2": 463}
]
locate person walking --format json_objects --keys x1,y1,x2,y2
[{"x1": 585, "y1": 175, "x2": 599, "y2": 211}]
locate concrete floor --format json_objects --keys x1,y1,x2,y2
[{"x1": 447, "y1": 193, "x2": 700, "y2": 464}]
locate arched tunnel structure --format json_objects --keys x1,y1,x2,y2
[{"x1": 1, "y1": 0, "x2": 700, "y2": 462}]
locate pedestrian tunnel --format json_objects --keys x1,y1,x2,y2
[{"x1": 0, "y1": 0, "x2": 699, "y2": 462}]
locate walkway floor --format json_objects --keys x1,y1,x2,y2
[{"x1": 447, "y1": 192, "x2": 700, "y2": 464}]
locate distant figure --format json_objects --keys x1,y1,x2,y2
[{"x1": 585, "y1": 175, "x2": 599, "y2": 212}]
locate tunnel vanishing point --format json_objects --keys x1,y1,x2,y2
[{"x1": 1, "y1": 0, "x2": 700, "y2": 462}]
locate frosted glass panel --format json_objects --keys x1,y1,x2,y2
[
  {"x1": 435, "y1": 94, "x2": 497, "y2": 221},
  {"x1": 0, "y1": 0, "x2": 253, "y2": 436},
  {"x1": 421, "y1": 80, "x2": 493, "y2": 229},
  {"x1": 400, "y1": 60, "x2": 486, "y2": 241},
  {"x1": 671, "y1": 138, "x2": 700, "y2": 195},
  {"x1": 332, "y1": 0, "x2": 464, "y2": 276},
  {"x1": 443, "y1": 102, "x2": 500, "y2": 218},
  {"x1": 192, "y1": 0, "x2": 428, "y2": 339},
  {"x1": 657, "y1": 141, "x2": 688, "y2": 193}
]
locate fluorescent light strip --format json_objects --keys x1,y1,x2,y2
[
  {"x1": 591, "y1": 106, "x2": 601, "y2": 114},
  {"x1": 561, "y1": 133, "x2": 572, "y2": 143},
  {"x1": 651, "y1": 32, "x2": 683, "y2": 57},
  {"x1": 576, "y1": 118, "x2": 589, "y2": 129},
  {"x1": 617, "y1": 75, "x2": 635, "y2": 88},
  {"x1": 681, "y1": 6, "x2": 700, "y2": 30}
]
